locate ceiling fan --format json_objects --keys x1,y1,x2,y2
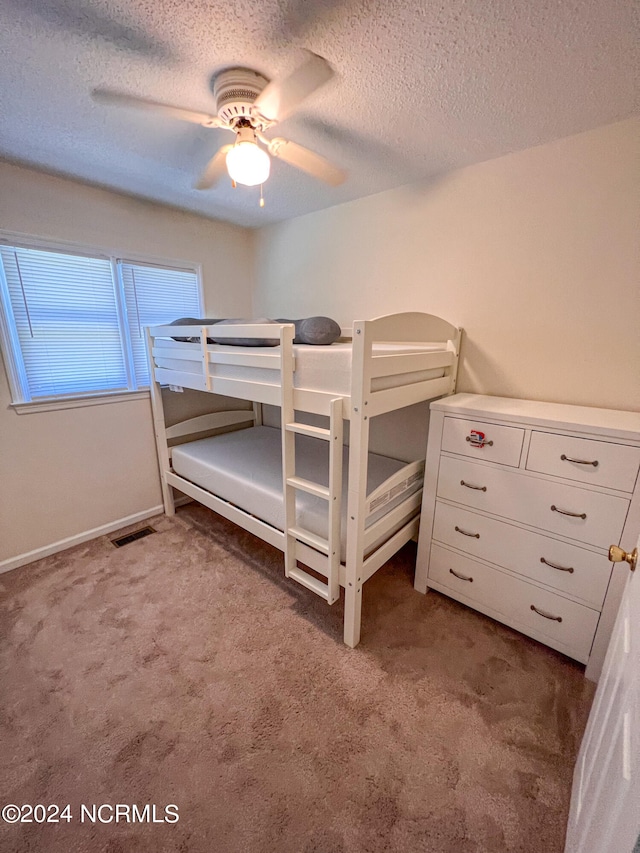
[{"x1": 93, "y1": 51, "x2": 346, "y2": 200}]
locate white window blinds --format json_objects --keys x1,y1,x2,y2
[
  {"x1": 0, "y1": 242, "x2": 202, "y2": 403},
  {"x1": 0, "y1": 246, "x2": 127, "y2": 398},
  {"x1": 119, "y1": 261, "x2": 200, "y2": 386}
]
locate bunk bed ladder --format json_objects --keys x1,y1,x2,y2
[{"x1": 282, "y1": 389, "x2": 343, "y2": 606}]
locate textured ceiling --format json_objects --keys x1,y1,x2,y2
[{"x1": 0, "y1": 0, "x2": 637, "y2": 227}]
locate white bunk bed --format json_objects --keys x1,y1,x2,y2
[{"x1": 146, "y1": 312, "x2": 462, "y2": 647}]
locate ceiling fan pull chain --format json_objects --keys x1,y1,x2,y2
[{"x1": 260, "y1": 185, "x2": 265, "y2": 208}]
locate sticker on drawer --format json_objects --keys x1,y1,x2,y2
[
  {"x1": 442, "y1": 417, "x2": 525, "y2": 467},
  {"x1": 468, "y1": 430, "x2": 487, "y2": 447}
]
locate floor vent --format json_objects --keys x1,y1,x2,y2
[{"x1": 111, "y1": 526, "x2": 156, "y2": 548}]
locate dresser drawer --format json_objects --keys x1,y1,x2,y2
[
  {"x1": 432, "y1": 501, "x2": 612, "y2": 609},
  {"x1": 429, "y1": 544, "x2": 600, "y2": 663},
  {"x1": 526, "y1": 430, "x2": 640, "y2": 493},
  {"x1": 441, "y1": 416, "x2": 524, "y2": 467},
  {"x1": 437, "y1": 456, "x2": 629, "y2": 549}
]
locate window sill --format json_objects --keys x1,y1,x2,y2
[{"x1": 11, "y1": 389, "x2": 150, "y2": 414}]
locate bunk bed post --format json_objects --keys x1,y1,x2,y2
[
  {"x1": 145, "y1": 327, "x2": 175, "y2": 516},
  {"x1": 279, "y1": 323, "x2": 297, "y2": 578},
  {"x1": 447, "y1": 328, "x2": 463, "y2": 393},
  {"x1": 327, "y1": 396, "x2": 344, "y2": 605},
  {"x1": 344, "y1": 320, "x2": 374, "y2": 647},
  {"x1": 200, "y1": 325, "x2": 213, "y2": 390}
]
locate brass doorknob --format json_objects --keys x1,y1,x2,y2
[{"x1": 609, "y1": 545, "x2": 638, "y2": 572}]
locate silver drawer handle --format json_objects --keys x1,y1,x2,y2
[
  {"x1": 551, "y1": 504, "x2": 587, "y2": 520},
  {"x1": 561, "y1": 453, "x2": 598, "y2": 468},
  {"x1": 530, "y1": 604, "x2": 562, "y2": 622},
  {"x1": 460, "y1": 480, "x2": 487, "y2": 492},
  {"x1": 449, "y1": 568, "x2": 473, "y2": 582},
  {"x1": 466, "y1": 436, "x2": 494, "y2": 446},
  {"x1": 540, "y1": 557, "x2": 574, "y2": 573},
  {"x1": 455, "y1": 525, "x2": 480, "y2": 539}
]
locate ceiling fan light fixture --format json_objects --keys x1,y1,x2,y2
[
  {"x1": 226, "y1": 131, "x2": 271, "y2": 187},
  {"x1": 95, "y1": 52, "x2": 344, "y2": 193}
]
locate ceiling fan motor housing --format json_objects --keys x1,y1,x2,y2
[{"x1": 212, "y1": 68, "x2": 269, "y2": 126}]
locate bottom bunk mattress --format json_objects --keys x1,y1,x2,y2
[{"x1": 171, "y1": 425, "x2": 421, "y2": 561}]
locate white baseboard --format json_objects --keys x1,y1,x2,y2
[{"x1": 0, "y1": 505, "x2": 165, "y2": 575}]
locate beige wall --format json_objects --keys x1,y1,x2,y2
[
  {"x1": 255, "y1": 118, "x2": 640, "y2": 413},
  {"x1": 0, "y1": 162, "x2": 254, "y2": 566}
]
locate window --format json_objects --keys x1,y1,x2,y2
[
  {"x1": 120, "y1": 262, "x2": 201, "y2": 387},
  {"x1": 0, "y1": 240, "x2": 201, "y2": 406}
]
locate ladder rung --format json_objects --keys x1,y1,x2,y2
[
  {"x1": 286, "y1": 476, "x2": 330, "y2": 499},
  {"x1": 288, "y1": 567, "x2": 330, "y2": 601},
  {"x1": 285, "y1": 422, "x2": 331, "y2": 440},
  {"x1": 288, "y1": 526, "x2": 330, "y2": 555}
]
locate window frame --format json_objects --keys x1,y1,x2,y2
[{"x1": 0, "y1": 230, "x2": 204, "y2": 414}]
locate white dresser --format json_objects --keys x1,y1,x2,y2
[{"x1": 415, "y1": 394, "x2": 640, "y2": 680}]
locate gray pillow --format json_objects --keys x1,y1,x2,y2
[
  {"x1": 167, "y1": 317, "x2": 219, "y2": 342},
  {"x1": 276, "y1": 316, "x2": 341, "y2": 345},
  {"x1": 210, "y1": 318, "x2": 280, "y2": 347},
  {"x1": 168, "y1": 316, "x2": 341, "y2": 346},
  {"x1": 167, "y1": 317, "x2": 278, "y2": 346}
]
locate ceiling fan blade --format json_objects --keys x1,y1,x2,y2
[
  {"x1": 92, "y1": 89, "x2": 223, "y2": 128},
  {"x1": 195, "y1": 145, "x2": 234, "y2": 190},
  {"x1": 6, "y1": 0, "x2": 172, "y2": 59},
  {"x1": 273, "y1": 0, "x2": 347, "y2": 42},
  {"x1": 268, "y1": 138, "x2": 345, "y2": 186},
  {"x1": 253, "y1": 51, "x2": 334, "y2": 123}
]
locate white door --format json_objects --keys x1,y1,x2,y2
[{"x1": 565, "y1": 535, "x2": 640, "y2": 853}]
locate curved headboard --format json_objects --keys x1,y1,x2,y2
[{"x1": 361, "y1": 312, "x2": 461, "y2": 346}]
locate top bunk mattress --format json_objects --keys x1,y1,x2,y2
[{"x1": 153, "y1": 339, "x2": 447, "y2": 396}]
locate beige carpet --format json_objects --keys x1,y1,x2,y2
[{"x1": 0, "y1": 504, "x2": 594, "y2": 853}]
